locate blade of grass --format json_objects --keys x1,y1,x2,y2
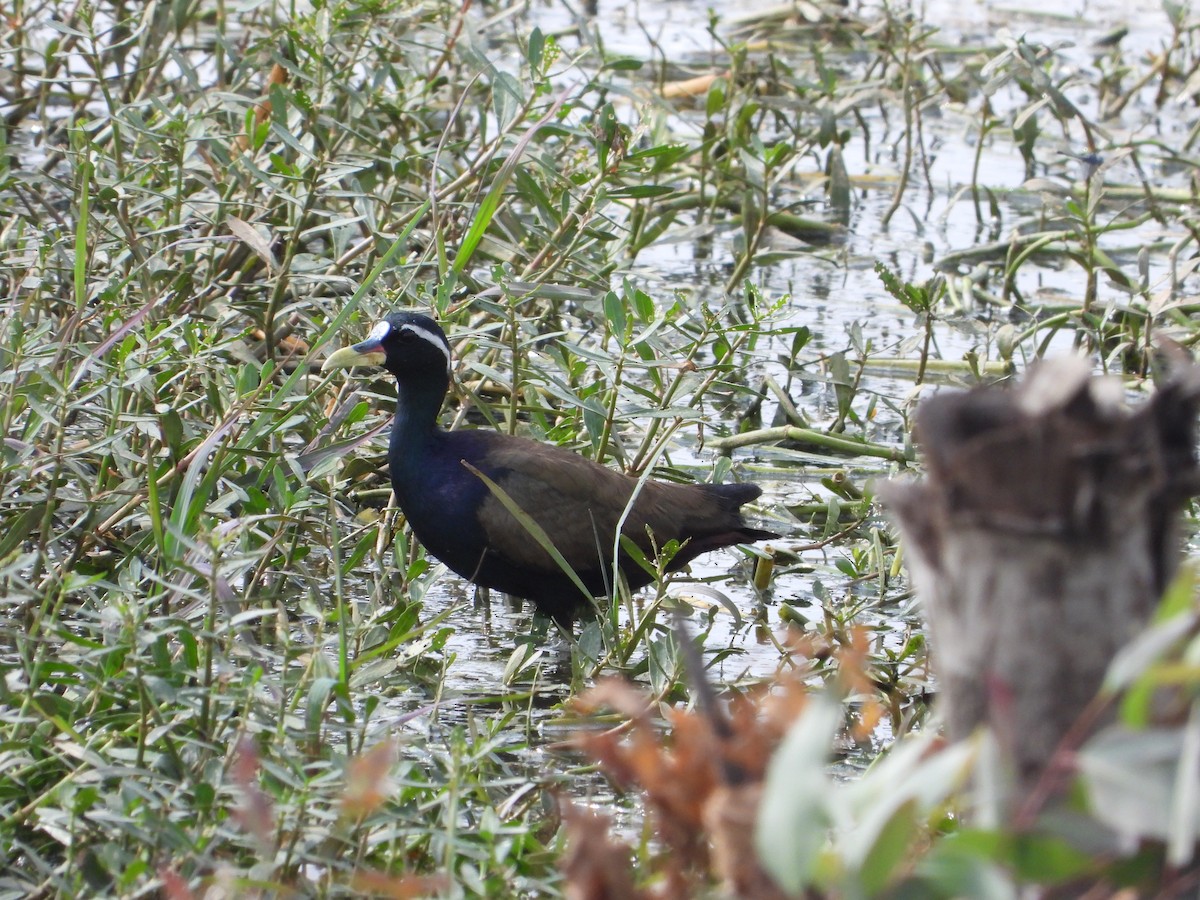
[
  {"x1": 450, "y1": 91, "x2": 569, "y2": 274},
  {"x1": 461, "y1": 460, "x2": 597, "y2": 609}
]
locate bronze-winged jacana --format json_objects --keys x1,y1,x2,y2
[{"x1": 322, "y1": 311, "x2": 777, "y2": 623}]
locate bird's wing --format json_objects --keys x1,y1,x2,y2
[{"x1": 470, "y1": 435, "x2": 727, "y2": 573}]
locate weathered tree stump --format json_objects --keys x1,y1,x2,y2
[{"x1": 884, "y1": 358, "x2": 1200, "y2": 809}]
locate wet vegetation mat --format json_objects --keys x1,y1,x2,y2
[{"x1": 3, "y1": 0, "x2": 1200, "y2": 895}]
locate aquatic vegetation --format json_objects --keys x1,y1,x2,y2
[{"x1": 2, "y1": 0, "x2": 1199, "y2": 894}]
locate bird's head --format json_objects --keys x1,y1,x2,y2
[{"x1": 322, "y1": 312, "x2": 451, "y2": 380}]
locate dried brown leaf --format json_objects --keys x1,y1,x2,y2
[
  {"x1": 576, "y1": 678, "x2": 656, "y2": 722},
  {"x1": 705, "y1": 782, "x2": 790, "y2": 900},
  {"x1": 227, "y1": 216, "x2": 277, "y2": 273},
  {"x1": 342, "y1": 739, "x2": 397, "y2": 819},
  {"x1": 853, "y1": 697, "x2": 886, "y2": 742},
  {"x1": 570, "y1": 650, "x2": 847, "y2": 896},
  {"x1": 560, "y1": 801, "x2": 650, "y2": 900},
  {"x1": 158, "y1": 866, "x2": 196, "y2": 900},
  {"x1": 660, "y1": 72, "x2": 728, "y2": 100},
  {"x1": 231, "y1": 738, "x2": 275, "y2": 850},
  {"x1": 350, "y1": 870, "x2": 449, "y2": 898},
  {"x1": 232, "y1": 63, "x2": 288, "y2": 152}
]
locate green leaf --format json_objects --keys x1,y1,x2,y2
[
  {"x1": 1169, "y1": 703, "x2": 1200, "y2": 865},
  {"x1": 827, "y1": 145, "x2": 851, "y2": 215},
  {"x1": 858, "y1": 799, "x2": 918, "y2": 895},
  {"x1": 604, "y1": 57, "x2": 643, "y2": 71},
  {"x1": 1078, "y1": 724, "x2": 1200, "y2": 847},
  {"x1": 607, "y1": 185, "x2": 675, "y2": 199},
  {"x1": 0, "y1": 505, "x2": 44, "y2": 559},
  {"x1": 627, "y1": 143, "x2": 690, "y2": 165},
  {"x1": 756, "y1": 696, "x2": 840, "y2": 894},
  {"x1": 527, "y1": 27, "x2": 544, "y2": 71},
  {"x1": 915, "y1": 832, "x2": 1019, "y2": 899},
  {"x1": 306, "y1": 676, "x2": 339, "y2": 740},
  {"x1": 582, "y1": 396, "x2": 608, "y2": 453},
  {"x1": 1156, "y1": 564, "x2": 1196, "y2": 623},
  {"x1": 705, "y1": 78, "x2": 726, "y2": 118},
  {"x1": 632, "y1": 288, "x2": 654, "y2": 322},
  {"x1": 452, "y1": 95, "x2": 566, "y2": 273},
  {"x1": 603, "y1": 290, "x2": 626, "y2": 337},
  {"x1": 1009, "y1": 833, "x2": 1092, "y2": 882},
  {"x1": 492, "y1": 72, "x2": 524, "y2": 130},
  {"x1": 1105, "y1": 612, "x2": 1195, "y2": 695},
  {"x1": 502, "y1": 645, "x2": 542, "y2": 685},
  {"x1": 838, "y1": 731, "x2": 975, "y2": 884}
]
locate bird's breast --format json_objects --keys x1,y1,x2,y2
[{"x1": 388, "y1": 444, "x2": 496, "y2": 573}]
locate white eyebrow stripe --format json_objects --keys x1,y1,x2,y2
[
  {"x1": 366, "y1": 320, "x2": 392, "y2": 342},
  {"x1": 402, "y1": 322, "x2": 452, "y2": 373}
]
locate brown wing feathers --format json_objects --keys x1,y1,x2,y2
[{"x1": 475, "y1": 436, "x2": 765, "y2": 575}]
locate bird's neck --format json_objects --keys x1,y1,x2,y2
[{"x1": 390, "y1": 372, "x2": 449, "y2": 454}]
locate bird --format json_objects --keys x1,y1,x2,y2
[{"x1": 322, "y1": 311, "x2": 778, "y2": 623}]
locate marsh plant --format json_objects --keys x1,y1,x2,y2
[{"x1": 2, "y1": 0, "x2": 1200, "y2": 895}]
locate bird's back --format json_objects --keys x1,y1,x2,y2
[{"x1": 390, "y1": 427, "x2": 774, "y2": 620}]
